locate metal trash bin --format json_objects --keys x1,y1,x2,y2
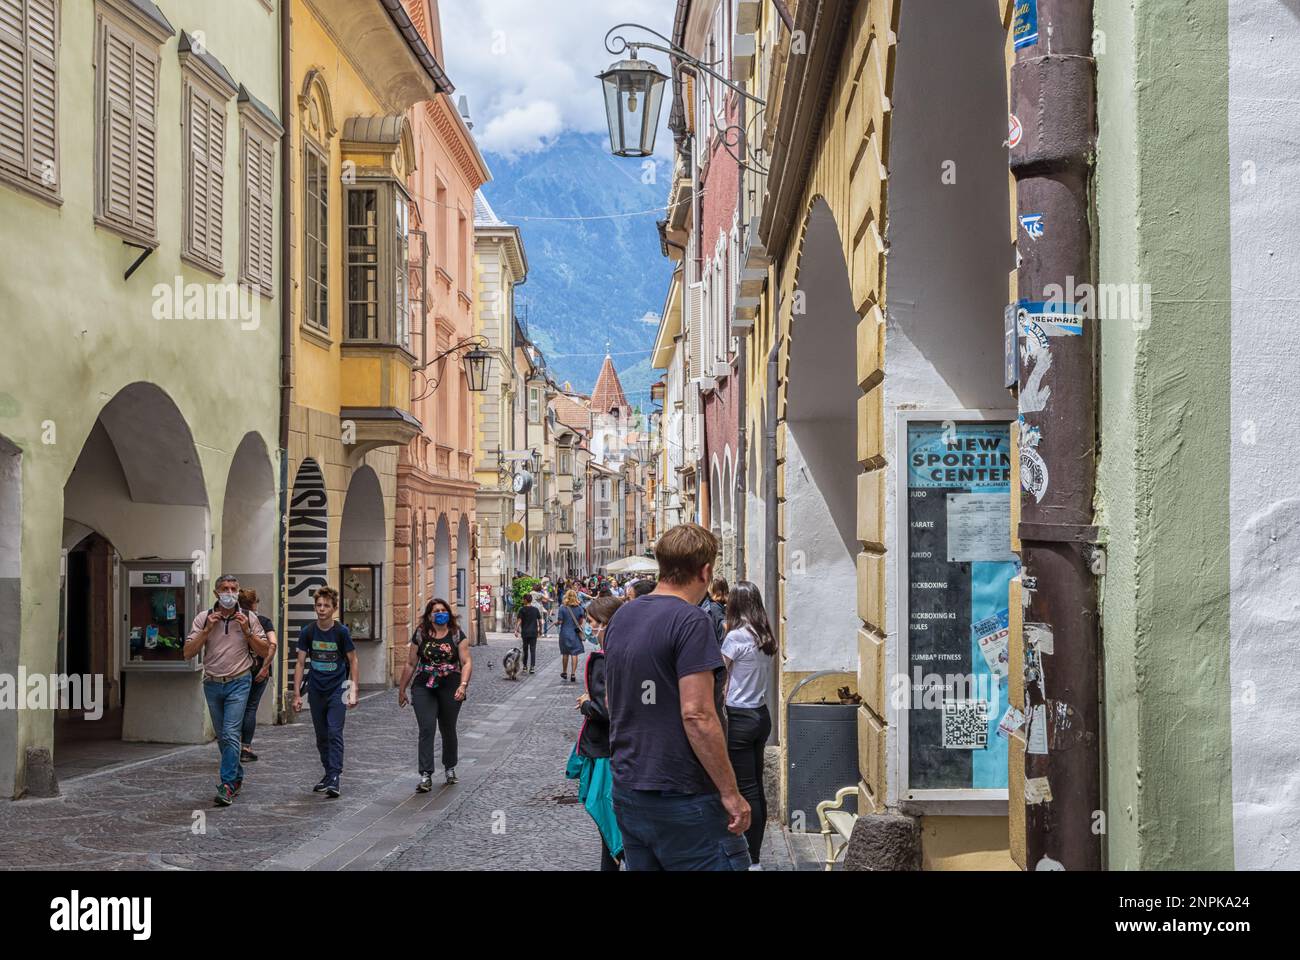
[{"x1": 786, "y1": 672, "x2": 859, "y2": 831}]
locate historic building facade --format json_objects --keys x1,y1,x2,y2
[
  {"x1": 390, "y1": 0, "x2": 490, "y2": 665},
  {"x1": 283, "y1": 0, "x2": 447, "y2": 691},
  {"x1": 0, "y1": 0, "x2": 283, "y2": 796}
]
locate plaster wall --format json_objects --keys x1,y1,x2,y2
[
  {"x1": 882, "y1": 0, "x2": 1013, "y2": 818},
  {"x1": 1095, "y1": 0, "x2": 1234, "y2": 870},
  {"x1": 1226, "y1": 0, "x2": 1300, "y2": 870},
  {"x1": 0, "y1": 0, "x2": 282, "y2": 794}
]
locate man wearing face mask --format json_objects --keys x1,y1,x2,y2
[{"x1": 185, "y1": 574, "x2": 270, "y2": 807}]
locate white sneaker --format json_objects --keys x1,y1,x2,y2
[{"x1": 747, "y1": 863, "x2": 763, "y2": 871}]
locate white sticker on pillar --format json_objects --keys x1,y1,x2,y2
[
  {"x1": 1025, "y1": 776, "x2": 1053, "y2": 805},
  {"x1": 1021, "y1": 446, "x2": 1049, "y2": 502},
  {"x1": 1026, "y1": 703, "x2": 1049, "y2": 755}
]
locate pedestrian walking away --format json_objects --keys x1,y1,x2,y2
[
  {"x1": 700, "y1": 577, "x2": 728, "y2": 645},
  {"x1": 566, "y1": 595, "x2": 625, "y2": 871},
  {"x1": 604, "y1": 523, "x2": 752, "y2": 871},
  {"x1": 237, "y1": 588, "x2": 277, "y2": 765},
  {"x1": 291, "y1": 587, "x2": 358, "y2": 798},
  {"x1": 557, "y1": 589, "x2": 586, "y2": 682},
  {"x1": 183, "y1": 574, "x2": 269, "y2": 807},
  {"x1": 398, "y1": 598, "x2": 473, "y2": 790},
  {"x1": 721, "y1": 581, "x2": 777, "y2": 867},
  {"x1": 514, "y1": 595, "x2": 543, "y2": 674}
]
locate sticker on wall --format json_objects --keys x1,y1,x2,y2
[
  {"x1": 1019, "y1": 213, "x2": 1046, "y2": 240},
  {"x1": 1013, "y1": 0, "x2": 1040, "y2": 50},
  {"x1": 1020, "y1": 300, "x2": 1084, "y2": 338},
  {"x1": 1025, "y1": 776, "x2": 1053, "y2": 804},
  {"x1": 1026, "y1": 703, "x2": 1049, "y2": 755},
  {"x1": 1019, "y1": 339, "x2": 1053, "y2": 415},
  {"x1": 1025, "y1": 622, "x2": 1054, "y2": 655},
  {"x1": 975, "y1": 611, "x2": 1012, "y2": 678},
  {"x1": 1021, "y1": 444, "x2": 1049, "y2": 502},
  {"x1": 1008, "y1": 113, "x2": 1023, "y2": 148},
  {"x1": 996, "y1": 705, "x2": 1026, "y2": 739}
]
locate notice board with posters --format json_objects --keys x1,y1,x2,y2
[{"x1": 899, "y1": 415, "x2": 1019, "y2": 801}]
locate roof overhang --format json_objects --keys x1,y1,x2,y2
[
  {"x1": 306, "y1": 0, "x2": 451, "y2": 113},
  {"x1": 652, "y1": 268, "x2": 684, "y2": 369}
]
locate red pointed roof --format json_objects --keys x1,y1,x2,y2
[{"x1": 591, "y1": 355, "x2": 630, "y2": 415}]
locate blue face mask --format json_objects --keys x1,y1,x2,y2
[{"x1": 433, "y1": 612, "x2": 450, "y2": 626}]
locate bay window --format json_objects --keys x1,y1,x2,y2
[{"x1": 343, "y1": 179, "x2": 413, "y2": 349}]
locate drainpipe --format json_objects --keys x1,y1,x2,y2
[
  {"x1": 734, "y1": 90, "x2": 747, "y2": 582},
  {"x1": 1011, "y1": 1, "x2": 1100, "y2": 870},
  {"x1": 275, "y1": 0, "x2": 293, "y2": 723},
  {"x1": 764, "y1": 333, "x2": 781, "y2": 744}
]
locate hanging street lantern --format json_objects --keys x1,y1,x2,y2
[
  {"x1": 598, "y1": 49, "x2": 669, "y2": 158},
  {"x1": 464, "y1": 348, "x2": 491, "y2": 393}
]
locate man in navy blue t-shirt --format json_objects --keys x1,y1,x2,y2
[
  {"x1": 604, "y1": 523, "x2": 751, "y2": 870},
  {"x1": 292, "y1": 586, "x2": 358, "y2": 797}
]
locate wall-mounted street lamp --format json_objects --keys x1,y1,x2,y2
[
  {"x1": 412, "y1": 335, "x2": 493, "y2": 402},
  {"x1": 598, "y1": 23, "x2": 767, "y2": 170}
]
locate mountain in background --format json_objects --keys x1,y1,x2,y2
[{"x1": 481, "y1": 132, "x2": 674, "y2": 407}]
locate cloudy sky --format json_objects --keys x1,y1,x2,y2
[{"x1": 439, "y1": 0, "x2": 677, "y2": 158}]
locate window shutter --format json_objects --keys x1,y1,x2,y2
[
  {"x1": 130, "y1": 42, "x2": 157, "y2": 235},
  {"x1": 26, "y1": 0, "x2": 55, "y2": 185},
  {"x1": 102, "y1": 22, "x2": 135, "y2": 226},
  {"x1": 687, "y1": 280, "x2": 704, "y2": 380},
  {"x1": 188, "y1": 86, "x2": 210, "y2": 257},
  {"x1": 241, "y1": 129, "x2": 258, "y2": 281},
  {"x1": 205, "y1": 95, "x2": 224, "y2": 263},
  {"x1": 0, "y1": 0, "x2": 25, "y2": 172},
  {"x1": 258, "y1": 138, "x2": 274, "y2": 287}
]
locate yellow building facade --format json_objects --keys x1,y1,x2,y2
[
  {"x1": 737, "y1": 0, "x2": 1021, "y2": 868},
  {"x1": 282, "y1": 0, "x2": 447, "y2": 692}
]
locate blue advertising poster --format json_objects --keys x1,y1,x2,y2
[
  {"x1": 906, "y1": 422, "x2": 1019, "y2": 791},
  {"x1": 1013, "y1": 0, "x2": 1040, "y2": 50}
]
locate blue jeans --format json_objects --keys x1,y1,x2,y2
[
  {"x1": 308, "y1": 684, "x2": 347, "y2": 783},
  {"x1": 613, "y1": 787, "x2": 751, "y2": 871},
  {"x1": 241, "y1": 673, "x2": 270, "y2": 747},
  {"x1": 202, "y1": 673, "x2": 252, "y2": 786}
]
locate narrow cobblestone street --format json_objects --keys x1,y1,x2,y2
[{"x1": 0, "y1": 635, "x2": 815, "y2": 871}]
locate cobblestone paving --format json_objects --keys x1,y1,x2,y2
[
  {"x1": 0, "y1": 632, "x2": 805, "y2": 871},
  {"x1": 0, "y1": 635, "x2": 560, "y2": 871}
]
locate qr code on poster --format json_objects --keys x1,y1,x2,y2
[{"x1": 942, "y1": 699, "x2": 989, "y2": 749}]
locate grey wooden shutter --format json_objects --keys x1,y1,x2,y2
[
  {"x1": 26, "y1": 0, "x2": 55, "y2": 184},
  {"x1": 101, "y1": 21, "x2": 135, "y2": 226},
  {"x1": 259, "y1": 139, "x2": 274, "y2": 286},
  {"x1": 0, "y1": 0, "x2": 25, "y2": 172},
  {"x1": 241, "y1": 128, "x2": 260, "y2": 283},
  {"x1": 130, "y1": 41, "x2": 158, "y2": 235},
  {"x1": 188, "y1": 86, "x2": 210, "y2": 257},
  {"x1": 204, "y1": 94, "x2": 224, "y2": 263}
]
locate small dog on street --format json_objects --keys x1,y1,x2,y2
[{"x1": 503, "y1": 647, "x2": 523, "y2": 680}]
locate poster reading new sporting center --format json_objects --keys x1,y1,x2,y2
[{"x1": 906, "y1": 422, "x2": 1019, "y2": 792}]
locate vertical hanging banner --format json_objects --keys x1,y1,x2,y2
[
  {"x1": 1013, "y1": 0, "x2": 1040, "y2": 50},
  {"x1": 906, "y1": 422, "x2": 1019, "y2": 792}
]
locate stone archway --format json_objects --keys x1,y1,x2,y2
[
  {"x1": 340, "y1": 466, "x2": 386, "y2": 681},
  {"x1": 456, "y1": 514, "x2": 471, "y2": 636},
  {"x1": 434, "y1": 514, "x2": 451, "y2": 603},
  {"x1": 60, "y1": 383, "x2": 210, "y2": 750},
  {"x1": 782, "y1": 198, "x2": 861, "y2": 690}
]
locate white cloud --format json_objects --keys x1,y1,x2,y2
[
  {"x1": 477, "y1": 101, "x2": 565, "y2": 157},
  {"x1": 440, "y1": 0, "x2": 677, "y2": 158}
]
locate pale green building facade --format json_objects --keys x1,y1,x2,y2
[{"x1": 0, "y1": 0, "x2": 284, "y2": 797}]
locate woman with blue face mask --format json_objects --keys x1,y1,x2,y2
[{"x1": 398, "y1": 598, "x2": 472, "y2": 791}]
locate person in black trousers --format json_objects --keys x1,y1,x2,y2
[
  {"x1": 399, "y1": 598, "x2": 473, "y2": 790},
  {"x1": 720, "y1": 581, "x2": 777, "y2": 867},
  {"x1": 514, "y1": 597, "x2": 543, "y2": 675}
]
